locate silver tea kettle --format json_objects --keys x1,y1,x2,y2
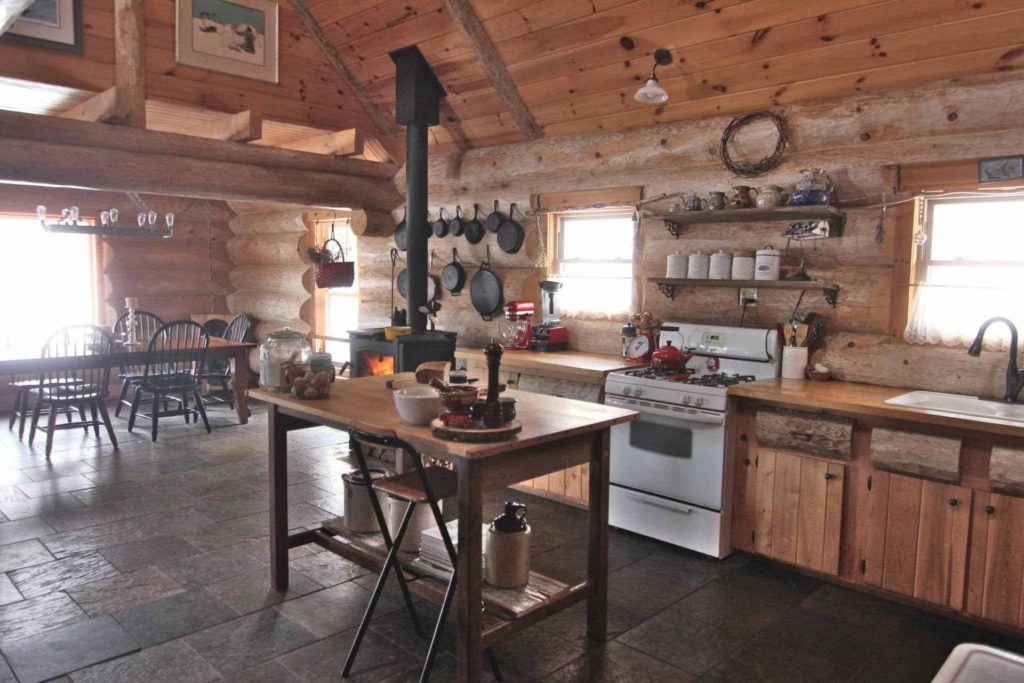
[{"x1": 484, "y1": 502, "x2": 531, "y2": 588}]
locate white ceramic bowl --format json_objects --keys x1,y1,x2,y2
[{"x1": 393, "y1": 386, "x2": 442, "y2": 425}]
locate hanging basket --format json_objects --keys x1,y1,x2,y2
[{"x1": 314, "y1": 237, "x2": 354, "y2": 289}]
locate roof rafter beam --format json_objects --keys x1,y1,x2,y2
[
  {"x1": 280, "y1": 128, "x2": 364, "y2": 156},
  {"x1": 112, "y1": 0, "x2": 146, "y2": 128},
  {"x1": 59, "y1": 86, "x2": 118, "y2": 122},
  {"x1": 439, "y1": 0, "x2": 542, "y2": 140}
]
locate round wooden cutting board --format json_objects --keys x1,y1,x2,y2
[{"x1": 430, "y1": 419, "x2": 522, "y2": 443}]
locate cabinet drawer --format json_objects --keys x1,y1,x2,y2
[
  {"x1": 871, "y1": 428, "x2": 961, "y2": 482},
  {"x1": 755, "y1": 407, "x2": 853, "y2": 460},
  {"x1": 516, "y1": 373, "x2": 601, "y2": 403}
]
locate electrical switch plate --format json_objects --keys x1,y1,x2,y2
[{"x1": 739, "y1": 288, "x2": 758, "y2": 306}]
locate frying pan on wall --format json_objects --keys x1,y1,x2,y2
[
  {"x1": 442, "y1": 247, "x2": 466, "y2": 296},
  {"x1": 497, "y1": 202, "x2": 525, "y2": 254},
  {"x1": 470, "y1": 245, "x2": 503, "y2": 321},
  {"x1": 393, "y1": 207, "x2": 407, "y2": 251},
  {"x1": 397, "y1": 251, "x2": 440, "y2": 302},
  {"x1": 449, "y1": 206, "x2": 465, "y2": 237},
  {"x1": 485, "y1": 200, "x2": 506, "y2": 233},
  {"x1": 464, "y1": 203, "x2": 485, "y2": 244},
  {"x1": 432, "y1": 208, "x2": 449, "y2": 238}
]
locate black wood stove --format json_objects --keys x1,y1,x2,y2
[{"x1": 348, "y1": 328, "x2": 456, "y2": 378}]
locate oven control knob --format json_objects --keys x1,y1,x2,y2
[
  {"x1": 634, "y1": 389, "x2": 644, "y2": 398},
  {"x1": 695, "y1": 397, "x2": 705, "y2": 407},
  {"x1": 682, "y1": 395, "x2": 692, "y2": 405},
  {"x1": 622, "y1": 387, "x2": 631, "y2": 396}
]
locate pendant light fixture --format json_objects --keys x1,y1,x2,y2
[{"x1": 634, "y1": 48, "x2": 673, "y2": 105}]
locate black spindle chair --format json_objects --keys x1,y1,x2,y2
[
  {"x1": 28, "y1": 325, "x2": 118, "y2": 457},
  {"x1": 111, "y1": 310, "x2": 164, "y2": 417},
  {"x1": 127, "y1": 320, "x2": 210, "y2": 441},
  {"x1": 342, "y1": 425, "x2": 502, "y2": 683},
  {"x1": 199, "y1": 313, "x2": 251, "y2": 409}
]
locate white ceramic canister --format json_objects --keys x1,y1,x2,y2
[
  {"x1": 709, "y1": 249, "x2": 732, "y2": 280},
  {"x1": 666, "y1": 251, "x2": 688, "y2": 279},
  {"x1": 387, "y1": 494, "x2": 438, "y2": 552},
  {"x1": 731, "y1": 250, "x2": 755, "y2": 280},
  {"x1": 782, "y1": 346, "x2": 809, "y2": 380},
  {"x1": 754, "y1": 245, "x2": 781, "y2": 281},
  {"x1": 687, "y1": 251, "x2": 710, "y2": 279}
]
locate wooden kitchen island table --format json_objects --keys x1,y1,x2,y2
[{"x1": 252, "y1": 374, "x2": 637, "y2": 681}]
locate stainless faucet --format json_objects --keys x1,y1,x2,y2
[{"x1": 968, "y1": 317, "x2": 1024, "y2": 402}]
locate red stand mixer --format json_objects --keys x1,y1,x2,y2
[
  {"x1": 502, "y1": 301, "x2": 535, "y2": 350},
  {"x1": 530, "y1": 280, "x2": 569, "y2": 352}
]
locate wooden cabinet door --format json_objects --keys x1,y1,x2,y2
[
  {"x1": 967, "y1": 491, "x2": 1024, "y2": 627},
  {"x1": 861, "y1": 472, "x2": 971, "y2": 610},
  {"x1": 753, "y1": 450, "x2": 844, "y2": 575}
]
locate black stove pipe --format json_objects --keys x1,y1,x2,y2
[{"x1": 390, "y1": 46, "x2": 445, "y2": 333}]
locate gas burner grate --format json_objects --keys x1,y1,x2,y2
[
  {"x1": 623, "y1": 367, "x2": 696, "y2": 381},
  {"x1": 677, "y1": 373, "x2": 757, "y2": 388}
]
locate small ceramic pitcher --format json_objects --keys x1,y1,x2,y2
[
  {"x1": 755, "y1": 185, "x2": 786, "y2": 208},
  {"x1": 729, "y1": 185, "x2": 757, "y2": 209},
  {"x1": 683, "y1": 193, "x2": 707, "y2": 212},
  {"x1": 706, "y1": 191, "x2": 727, "y2": 211}
]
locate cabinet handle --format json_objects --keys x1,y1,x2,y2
[
  {"x1": 824, "y1": 473, "x2": 834, "y2": 481},
  {"x1": 949, "y1": 498, "x2": 959, "y2": 508},
  {"x1": 790, "y1": 430, "x2": 814, "y2": 441},
  {"x1": 985, "y1": 505, "x2": 996, "y2": 515}
]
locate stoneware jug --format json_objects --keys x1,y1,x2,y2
[
  {"x1": 755, "y1": 185, "x2": 786, "y2": 208},
  {"x1": 729, "y1": 185, "x2": 757, "y2": 209},
  {"x1": 706, "y1": 191, "x2": 727, "y2": 211},
  {"x1": 683, "y1": 193, "x2": 707, "y2": 212},
  {"x1": 484, "y1": 502, "x2": 531, "y2": 588}
]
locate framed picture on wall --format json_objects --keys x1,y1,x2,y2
[
  {"x1": 2, "y1": 0, "x2": 83, "y2": 54},
  {"x1": 175, "y1": 0, "x2": 279, "y2": 83}
]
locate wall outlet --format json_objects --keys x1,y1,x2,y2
[{"x1": 739, "y1": 288, "x2": 758, "y2": 306}]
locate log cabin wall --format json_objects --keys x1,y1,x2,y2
[
  {"x1": 356, "y1": 73, "x2": 1024, "y2": 398},
  {"x1": 225, "y1": 203, "x2": 314, "y2": 371}
]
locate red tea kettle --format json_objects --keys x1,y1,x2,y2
[{"x1": 651, "y1": 340, "x2": 693, "y2": 370}]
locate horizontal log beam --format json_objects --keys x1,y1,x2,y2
[
  {"x1": 0, "y1": 110, "x2": 397, "y2": 179},
  {"x1": 59, "y1": 87, "x2": 118, "y2": 122},
  {"x1": 0, "y1": 110, "x2": 403, "y2": 211},
  {"x1": 281, "y1": 129, "x2": 364, "y2": 156}
]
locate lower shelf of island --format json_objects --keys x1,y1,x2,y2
[
  {"x1": 648, "y1": 277, "x2": 840, "y2": 307},
  {"x1": 290, "y1": 517, "x2": 592, "y2": 649}
]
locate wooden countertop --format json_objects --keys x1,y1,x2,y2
[
  {"x1": 455, "y1": 348, "x2": 634, "y2": 383},
  {"x1": 729, "y1": 379, "x2": 1024, "y2": 439},
  {"x1": 252, "y1": 373, "x2": 637, "y2": 462}
]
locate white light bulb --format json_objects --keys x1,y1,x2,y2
[
  {"x1": 69, "y1": 206, "x2": 80, "y2": 222},
  {"x1": 138, "y1": 212, "x2": 146, "y2": 228},
  {"x1": 100, "y1": 211, "x2": 110, "y2": 226},
  {"x1": 110, "y1": 208, "x2": 119, "y2": 223},
  {"x1": 36, "y1": 205, "x2": 46, "y2": 222},
  {"x1": 634, "y1": 77, "x2": 669, "y2": 105},
  {"x1": 165, "y1": 213, "x2": 175, "y2": 228},
  {"x1": 147, "y1": 210, "x2": 157, "y2": 228}
]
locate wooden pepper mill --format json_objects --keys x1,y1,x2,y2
[{"x1": 483, "y1": 339, "x2": 504, "y2": 428}]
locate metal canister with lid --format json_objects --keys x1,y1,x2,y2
[
  {"x1": 755, "y1": 245, "x2": 782, "y2": 281},
  {"x1": 342, "y1": 468, "x2": 392, "y2": 532},
  {"x1": 259, "y1": 328, "x2": 311, "y2": 391},
  {"x1": 731, "y1": 250, "x2": 755, "y2": 279}
]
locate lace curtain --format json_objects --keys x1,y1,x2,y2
[{"x1": 904, "y1": 283, "x2": 1023, "y2": 350}]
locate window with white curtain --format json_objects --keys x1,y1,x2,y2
[
  {"x1": 554, "y1": 211, "x2": 635, "y2": 318},
  {"x1": 312, "y1": 217, "x2": 359, "y2": 363},
  {"x1": 904, "y1": 195, "x2": 1024, "y2": 349},
  {"x1": 0, "y1": 214, "x2": 97, "y2": 357}
]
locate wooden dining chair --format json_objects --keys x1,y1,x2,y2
[
  {"x1": 111, "y1": 310, "x2": 164, "y2": 417},
  {"x1": 28, "y1": 325, "x2": 118, "y2": 457},
  {"x1": 342, "y1": 424, "x2": 502, "y2": 683},
  {"x1": 127, "y1": 320, "x2": 210, "y2": 441},
  {"x1": 200, "y1": 313, "x2": 252, "y2": 409}
]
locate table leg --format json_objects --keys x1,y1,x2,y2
[
  {"x1": 455, "y1": 463, "x2": 483, "y2": 683},
  {"x1": 269, "y1": 404, "x2": 289, "y2": 590},
  {"x1": 587, "y1": 429, "x2": 610, "y2": 641},
  {"x1": 232, "y1": 347, "x2": 250, "y2": 425}
]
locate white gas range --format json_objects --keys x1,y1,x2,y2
[{"x1": 604, "y1": 323, "x2": 780, "y2": 558}]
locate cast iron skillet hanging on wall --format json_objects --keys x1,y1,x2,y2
[
  {"x1": 432, "y1": 208, "x2": 449, "y2": 238},
  {"x1": 497, "y1": 202, "x2": 525, "y2": 254},
  {"x1": 449, "y1": 206, "x2": 465, "y2": 237},
  {"x1": 393, "y1": 207, "x2": 407, "y2": 251},
  {"x1": 470, "y1": 245, "x2": 503, "y2": 321},
  {"x1": 464, "y1": 203, "x2": 485, "y2": 244},
  {"x1": 441, "y1": 247, "x2": 466, "y2": 295},
  {"x1": 485, "y1": 200, "x2": 506, "y2": 233}
]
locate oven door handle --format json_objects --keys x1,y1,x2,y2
[
  {"x1": 604, "y1": 397, "x2": 725, "y2": 425},
  {"x1": 623, "y1": 490, "x2": 694, "y2": 515}
]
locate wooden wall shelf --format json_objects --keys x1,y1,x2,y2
[
  {"x1": 647, "y1": 205, "x2": 845, "y2": 238},
  {"x1": 648, "y1": 277, "x2": 840, "y2": 307}
]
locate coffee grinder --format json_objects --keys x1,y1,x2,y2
[
  {"x1": 502, "y1": 301, "x2": 535, "y2": 350},
  {"x1": 530, "y1": 280, "x2": 569, "y2": 351}
]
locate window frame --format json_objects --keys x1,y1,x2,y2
[
  {"x1": 551, "y1": 208, "x2": 637, "y2": 318},
  {"x1": 310, "y1": 215, "x2": 359, "y2": 365}
]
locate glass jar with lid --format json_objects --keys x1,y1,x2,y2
[{"x1": 260, "y1": 328, "x2": 311, "y2": 392}]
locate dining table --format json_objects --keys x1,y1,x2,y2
[
  {"x1": 0, "y1": 336, "x2": 257, "y2": 424},
  {"x1": 252, "y1": 373, "x2": 638, "y2": 682}
]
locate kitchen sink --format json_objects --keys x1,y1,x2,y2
[{"x1": 885, "y1": 391, "x2": 1024, "y2": 424}]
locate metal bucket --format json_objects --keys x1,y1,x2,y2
[{"x1": 342, "y1": 468, "x2": 391, "y2": 533}]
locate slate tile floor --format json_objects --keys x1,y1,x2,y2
[{"x1": 1, "y1": 402, "x2": 1022, "y2": 681}]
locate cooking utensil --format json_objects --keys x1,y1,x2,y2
[
  {"x1": 441, "y1": 247, "x2": 466, "y2": 296},
  {"x1": 486, "y1": 200, "x2": 505, "y2": 233},
  {"x1": 651, "y1": 339, "x2": 693, "y2": 370},
  {"x1": 393, "y1": 207, "x2": 407, "y2": 251},
  {"x1": 464, "y1": 203, "x2": 485, "y2": 244},
  {"x1": 389, "y1": 248, "x2": 398, "y2": 316},
  {"x1": 470, "y1": 244, "x2": 503, "y2": 321},
  {"x1": 497, "y1": 202, "x2": 525, "y2": 254},
  {"x1": 449, "y1": 205, "x2": 465, "y2": 236},
  {"x1": 428, "y1": 249, "x2": 441, "y2": 302},
  {"x1": 432, "y1": 208, "x2": 449, "y2": 238},
  {"x1": 397, "y1": 270, "x2": 438, "y2": 301}
]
